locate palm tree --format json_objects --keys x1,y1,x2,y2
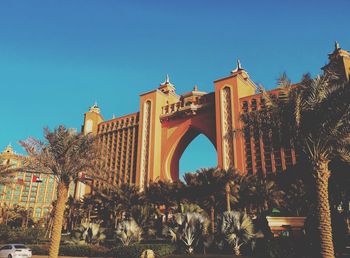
[
  {"x1": 64, "y1": 196, "x2": 83, "y2": 232},
  {"x1": 115, "y1": 183, "x2": 144, "y2": 219},
  {"x1": 71, "y1": 221, "x2": 106, "y2": 245},
  {"x1": 130, "y1": 204, "x2": 159, "y2": 238},
  {"x1": 0, "y1": 163, "x2": 18, "y2": 185},
  {"x1": 219, "y1": 211, "x2": 255, "y2": 255},
  {"x1": 19, "y1": 126, "x2": 107, "y2": 258},
  {"x1": 238, "y1": 174, "x2": 285, "y2": 214},
  {"x1": 80, "y1": 194, "x2": 101, "y2": 223},
  {"x1": 115, "y1": 218, "x2": 143, "y2": 246},
  {"x1": 240, "y1": 73, "x2": 350, "y2": 257},
  {"x1": 145, "y1": 180, "x2": 179, "y2": 220},
  {"x1": 184, "y1": 167, "x2": 238, "y2": 233},
  {"x1": 165, "y1": 212, "x2": 210, "y2": 254}
]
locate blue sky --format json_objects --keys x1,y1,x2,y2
[{"x1": 0, "y1": 0, "x2": 349, "y2": 178}]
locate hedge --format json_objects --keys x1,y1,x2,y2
[
  {"x1": 28, "y1": 243, "x2": 175, "y2": 258},
  {"x1": 28, "y1": 244, "x2": 109, "y2": 257},
  {"x1": 0, "y1": 225, "x2": 45, "y2": 244},
  {"x1": 108, "y1": 243, "x2": 176, "y2": 258}
]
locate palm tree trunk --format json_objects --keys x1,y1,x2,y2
[
  {"x1": 48, "y1": 181, "x2": 69, "y2": 258},
  {"x1": 226, "y1": 182, "x2": 231, "y2": 212},
  {"x1": 314, "y1": 160, "x2": 335, "y2": 258},
  {"x1": 210, "y1": 206, "x2": 215, "y2": 233}
]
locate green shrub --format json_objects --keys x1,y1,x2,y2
[
  {"x1": 27, "y1": 245, "x2": 49, "y2": 255},
  {"x1": 28, "y1": 244, "x2": 109, "y2": 257},
  {"x1": 0, "y1": 225, "x2": 45, "y2": 244},
  {"x1": 26, "y1": 243, "x2": 175, "y2": 258},
  {"x1": 253, "y1": 237, "x2": 311, "y2": 258},
  {"x1": 109, "y1": 243, "x2": 176, "y2": 258},
  {"x1": 59, "y1": 244, "x2": 109, "y2": 257}
]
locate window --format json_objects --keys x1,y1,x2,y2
[
  {"x1": 0, "y1": 245, "x2": 12, "y2": 250},
  {"x1": 14, "y1": 245, "x2": 27, "y2": 249}
]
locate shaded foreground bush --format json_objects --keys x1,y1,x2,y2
[
  {"x1": 28, "y1": 243, "x2": 175, "y2": 257},
  {"x1": 28, "y1": 244, "x2": 109, "y2": 257},
  {"x1": 0, "y1": 225, "x2": 45, "y2": 244},
  {"x1": 109, "y1": 243, "x2": 176, "y2": 258},
  {"x1": 26, "y1": 237, "x2": 317, "y2": 257},
  {"x1": 253, "y1": 237, "x2": 312, "y2": 258}
]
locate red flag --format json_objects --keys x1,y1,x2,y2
[{"x1": 32, "y1": 176, "x2": 42, "y2": 183}]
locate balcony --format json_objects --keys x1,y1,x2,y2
[{"x1": 160, "y1": 92, "x2": 214, "y2": 122}]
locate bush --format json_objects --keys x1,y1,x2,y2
[
  {"x1": 59, "y1": 244, "x2": 109, "y2": 257},
  {"x1": 27, "y1": 242, "x2": 175, "y2": 257},
  {"x1": 0, "y1": 225, "x2": 45, "y2": 244},
  {"x1": 253, "y1": 237, "x2": 311, "y2": 258},
  {"x1": 109, "y1": 243, "x2": 176, "y2": 258},
  {"x1": 27, "y1": 245, "x2": 49, "y2": 255},
  {"x1": 27, "y1": 244, "x2": 109, "y2": 257}
]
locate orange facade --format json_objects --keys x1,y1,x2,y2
[{"x1": 81, "y1": 44, "x2": 350, "y2": 192}]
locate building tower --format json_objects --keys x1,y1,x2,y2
[
  {"x1": 214, "y1": 60, "x2": 256, "y2": 172},
  {"x1": 322, "y1": 41, "x2": 350, "y2": 81}
]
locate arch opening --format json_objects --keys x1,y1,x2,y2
[
  {"x1": 179, "y1": 134, "x2": 217, "y2": 181},
  {"x1": 167, "y1": 126, "x2": 217, "y2": 181}
]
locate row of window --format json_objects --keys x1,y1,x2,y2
[{"x1": 98, "y1": 116, "x2": 139, "y2": 133}]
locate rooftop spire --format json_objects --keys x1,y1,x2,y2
[
  {"x1": 231, "y1": 59, "x2": 245, "y2": 74},
  {"x1": 2, "y1": 144, "x2": 14, "y2": 154},
  {"x1": 237, "y1": 59, "x2": 242, "y2": 70},
  {"x1": 162, "y1": 74, "x2": 171, "y2": 85},
  {"x1": 335, "y1": 41, "x2": 340, "y2": 50},
  {"x1": 89, "y1": 101, "x2": 100, "y2": 113},
  {"x1": 159, "y1": 74, "x2": 176, "y2": 94}
]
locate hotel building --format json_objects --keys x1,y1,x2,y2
[
  {"x1": 0, "y1": 145, "x2": 57, "y2": 220},
  {"x1": 81, "y1": 43, "x2": 349, "y2": 193}
]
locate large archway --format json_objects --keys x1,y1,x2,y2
[
  {"x1": 160, "y1": 110, "x2": 217, "y2": 182},
  {"x1": 179, "y1": 134, "x2": 217, "y2": 181},
  {"x1": 169, "y1": 126, "x2": 217, "y2": 181}
]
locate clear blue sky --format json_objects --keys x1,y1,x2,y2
[{"x1": 0, "y1": 0, "x2": 349, "y2": 179}]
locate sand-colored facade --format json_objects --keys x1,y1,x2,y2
[{"x1": 81, "y1": 43, "x2": 350, "y2": 194}]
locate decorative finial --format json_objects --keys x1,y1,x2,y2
[
  {"x1": 231, "y1": 59, "x2": 244, "y2": 73},
  {"x1": 237, "y1": 59, "x2": 242, "y2": 70},
  {"x1": 161, "y1": 74, "x2": 173, "y2": 85},
  {"x1": 165, "y1": 74, "x2": 170, "y2": 84},
  {"x1": 335, "y1": 41, "x2": 340, "y2": 50},
  {"x1": 193, "y1": 85, "x2": 198, "y2": 91},
  {"x1": 89, "y1": 101, "x2": 100, "y2": 113},
  {"x1": 3, "y1": 144, "x2": 14, "y2": 154}
]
